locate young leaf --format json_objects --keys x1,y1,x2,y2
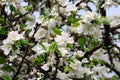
[
  {"x1": 32, "y1": 54, "x2": 45, "y2": 66},
  {"x1": 10, "y1": 5, "x2": 16, "y2": 12},
  {"x1": 67, "y1": 43, "x2": 73, "y2": 49},
  {"x1": 39, "y1": 42, "x2": 47, "y2": 51},
  {"x1": 0, "y1": 17, "x2": 5, "y2": 24},
  {"x1": 38, "y1": 54, "x2": 45, "y2": 63},
  {"x1": 52, "y1": 27, "x2": 61, "y2": 35},
  {"x1": 67, "y1": 16, "x2": 77, "y2": 24},
  {"x1": 41, "y1": 8, "x2": 45, "y2": 15},
  {"x1": 20, "y1": 23, "x2": 26, "y2": 30},
  {"x1": 103, "y1": 19, "x2": 110, "y2": 26},
  {"x1": 0, "y1": 55, "x2": 7, "y2": 64},
  {"x1": 64, "y1": 65, "x2": 72, "y2": 73},
  {"x1": 72, "y1": 22, "x2": 80, "y2": 27},
  {"x1": 19, "y1": 39, "x2": 28, "y2": 45},
  {"x1": 118, "y1": 34, "x2": 120, "y2": 40},
  {"x1": 1, "y1": 64, "x2": 12, "y2": 72},
  {"x1": 77, "y1": 37, "x2": 87, "y2": 47},
  {"x1": 111, "y1": 76, "x2": 117, "y2": 80},
  {"x1": 25, "y1": 30, "x2": 31, "y2": 36},
  {"x1": 48, "y1": 42, "x2": 57, "y2": 53},
  {"x1": 101, "y1": 16, "x2": 110, "y2": 26},
  {"x1": 93, "y1": 19, "x2": 101, "y2": 25},
  {"x1": 11, "y1": 44, "x2": 18, "y2": 51},
  {"x1": 24, "y1": 6, "x2": 32, "y2": 11},
  {"x1": 2, "y1": 75, "x2": 10, "y2": 80},
  {"x1": 0, "y1": 27, "x2": 8, "y2": 36},
  {"x1": 68, "y1": 58, "x2": 75, "y2": 63}
]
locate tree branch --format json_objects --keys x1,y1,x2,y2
[
  {"x1": 79, "y1": 43, "x2": 103, "y2": 61},
  {"x1": 102, "y1": 60, "x2": 120, "y2": 77},
  {"x1": 110, "y1": 24, "x2": 120, "y2": 33}
]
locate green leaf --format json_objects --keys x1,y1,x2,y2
[
  {"x1": 67, "y1": 16, "x2": 77, "y2": 24},
  {"x1": 11, "y1": 44, "x2": 18, "y2": 51},
  {"x1": 39, "y1": 42, "x2": 47, "y2": 51},
  {"x1": 118, "y1": 34, "x2": 120, "y2": 40},
  {"x1": 25, "y1": 30, "x2": 31, "y2": 36},
  {"x1": 77, "y1": 37, "x2": 87, "y2": 47},
  {"x1": 52, "y1": 27, "x2": 61, "y2": 35},
  {"x1": 0, "y1": 17, "x2": 5, "y2": 24},
  {"x1": 64, "y1": 65, "x2": 72, "y2": 73},
  {"x1": 10, "y1": 5, "x2": 16, "y2": 12},
  {"x1": 19, "y1": 39, "x2": 28, "y2": 45},
  {"x1": 38, "y1": 54, "x2": 45, "y2": 63},
  {"x1": 72, "y1": 22, "x2": 80, "y2": 27},
  {"x1": 103, "y1": 19, "x2": 110, "y2": 25},
  {"x1": 23, "y1": 16, "x2": 34, "y2": 22},
  {"x1": 32, "y1": 54, "x2": 45, "y2": 66},
  {"x1": 24, "y1": 6, "x2": 32, "y2": 11},
  {"x1": 100, "y1": 77, "x2": 106, "y2": 80},
  {"x1": 88, "y1": 38, "x2": 99, "y2": 48},
  {"x1": 32, "y1": 59, "x2": 39, "y2": 66},
  {"x1": 0, "y1": 56, "x2": 7, "y2": 64},
  {"x1": 0, "y1": 27, "x2": 8, "y2": 35},
  {"x1": 68, "y1": 58, "x2": 75, "y2": 63},
  {"x1": 66, "y1": 43, "x2": 73, "y2": 49},
  {"x1": 55, "y1": 49, "x2": 61, "y2": 55},
  {"x1": 82, "y1": 62, "x2": 94, "y2": 67},
  {"x1": 20, "y1": 23, "x2": 26, "y2": 30},
  {"x1": 2, "y1": 75, "x2": 10, "y2": 80},
  {"x1": 48, "y1": 42, "x2": 57, "y2": 53},
  {"x1": 101, "y1": 16, "x2": 110, "y2": 26},
  {"x1": 1, "y1": 64, "x2": 12, "y2": 72},
  {"x1": 93, "y1": 19, "x2": 101, "y2": 25},
  {"x1": 41, "y1": 8, "x2": 45, "y2": 15},
  {"x1": 92, "y1": 58, "x2": 103, "y2": 64},
  {"x1": 111, "y1": 76, "x2": 117, "y2": 80}
]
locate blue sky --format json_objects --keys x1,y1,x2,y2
[{"x1": 107, "y1": 6, "x2": 120, "y2": 17}]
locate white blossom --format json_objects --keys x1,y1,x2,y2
[
  {"x1": 34, "y1": 28, "x2": 47, "y2": 41},
  {"x1": 113, "y1": 59, "x2": 120, "y2": 72},
  {"x1": 32, "y1": 44, "x2": 45, "y2": 55},
  {"x1": 1, "y1": 0, "x2": 21, "y2": 6},
  {"x1": 102, "y1": 0, "x2": 118, "y2": 9},
  {"x1": 69, "y1": 59, "x2": 92, "y2": 77},
  {"x1": 41, "y1": 62, "x2": 50, "y2": 71},
  {"x1": 80, "y1": 2, "x2": 87, "y2": 8},
  {"x1": 0, "y1": 44, "x2": 11, "y2": 55},
  {"x1": 56, "y1": 70, "x2": 71, "y2": 80},
  {"x1": 82, "y1": 11, "x2": 97, "y2": 23},
  {"x1": 75, "y1": 50, "x2": 84, "y2": 57},
  {"x1": 58, "y1": 47, "x2": 70, "y2": 57},
  {"x1": 93, "y1": 65, "x2": 106, "y2": 74},
  {"x1": 37, "y1": 15, "x2": 45, "y2": 24},
  {"x1": 9, "y1": 55, "x2": 18, "y2": 61},
  {"x1": 90, "y1": 49, "x2": 110, "y2": 63},
  {"x1": 0, "y1": 0, "x2": 119, "y2": 79},
  {"x1": 70, "y1": 23, "x2": 84, "y2": 34},
  {"x1": 2, "y1": 31, "x2": 24, "y2": 44},
  {"x1": 54, "y1": 32, "x2": 74, "y2": 46},
  {"x1": 66, "y1": 4, "x2": 77, "y2": 12},
  {"x1": 0, "y1": 31, "x2": 24, "y2": 55}
]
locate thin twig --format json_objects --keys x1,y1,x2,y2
[
  {"x1": 79, "y1": 43, "x2": 103, "y2": 61},
  {"x1": 102, "y1": 60, "x2": 120, "y2": 77}
]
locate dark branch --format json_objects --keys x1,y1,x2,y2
[
  {"x1": 102, "y1": 60, "x2": 120, "y2": 77},
  {"x1": 110, "y1": 24, "x2": 120, "y2": 33},
  {"x1": 12, "y1": 46, "x2": 29, "y2": 80},
  {"x1": 79, "y1": 43, "x2": 103, "y2": 61}
]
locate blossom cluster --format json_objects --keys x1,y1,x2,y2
[{"x1": 0, "y1": 0, "x2": 120, "y2": 80}]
